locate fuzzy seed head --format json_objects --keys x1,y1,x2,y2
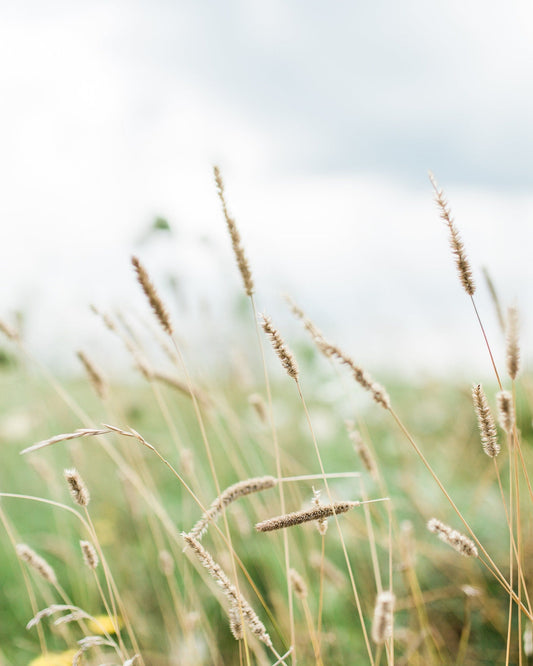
[
  {"x1": 472, "y1": 384, "x2": 500, "y2": 457},
  {"x1": 256, "y1": 500, "x2": 358, "y2": 532},
  {"x1": 16, "y1": 544, "x2": 57, "y2": 585},
  {"x1": 260, "y1": 314, "x2": 299, "y2": 380},
  {"x1": 64, "y1": 468, "x2": 90, "y2": 507},
  {"x1": 289, "y1": 568, "x2": 308, "y2": 599},
  {"x1": 371, "y1": 591, "x2": 395, "y2": 644},
  {"x1": 429, "y1": 172, "x2": 475, "y2": 296},
  {"x1": 506, "y1": 306, "x2": 520, "y2": 380},
  {"x1": 427, "y1": 518, "x2": 478, "y2": 558},
  {"x1": 131, "y1": 255, "x2": 173, "y2": 335},
  {"x1": 497, "y1": 390, "x2": 515, "y2": 434},
  {"x1": 80, "y1": 540, "x2": 99, "y2": 570},
  {"x1": 213, "y1": 166, "x2": 254, "y2": 297}
]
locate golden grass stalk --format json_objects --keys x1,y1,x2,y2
[
  {"x1": 429, "y1": 172, "x2": 475, "y2": 296},
  {"x1": 497, "y1": 390, "x2": 515, "y2": 434},
  {"x1": 371, "y1": 591, "x2": 395, "y2": 644},
  {"x1": 182, "y1": 532, "x2": 272, "y2": 648},
  {"x1": 472, "y1": 384, "x2": 500, "y2": 458},
  {"x1": 427, "y1": 518, "x2": 479, "y2": 558},
  {"x1": 259, "y1": 313, "x2": 299, "y2": 380},
  {"x1": 506, "y1": 305, "x2": 520, "y2": 380},
  {"x1": 213, "y1": 165, "x2": 254, "y2": 297},
  {"x1": 16, "y1": 544, "x2": 57, "y2": 585},
  {"x1": 189, "y1": 475, "x2": 278, "y2": 540},
  {"x1": 255, "y1": 501, "x2": 358, "y2": 532},
  {"x1": 64, "y1": 468, "x2": 90, "y2": 507},
  {"x1": 131, "y1": 255, "x2": 173, "y2": 336},
  {"x1": 76, "y1": 350, "x2": 108, "y2": 400},
  {"x1": 80, "y1": 541, "x2": 99, "y2": 570}
]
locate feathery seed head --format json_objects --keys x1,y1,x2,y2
[
  {"x1": 260, "y1": 313, "x2": 299, "y2": 380},
  {"x1": 80, "y1": 540, "x2": 99, "y2": 570},
  {"x1": 289, "y1": 568, "x2": 308, "y2": 599},
  {"x1": 64, "y1": 468, "x2": 90, "y2": 507},
  {"x1": 16, "y1": 544, "x2": 57, "y2": 585},
  {"x1": 506, "y1": 306, "x2": 520, "y2": 380},
  {"x1": 77, "y1": 350, "x2": 108, "y2": 400},
  {"x1": 131, "y1": 255, "x2": 173, "y2": 335},
  {"x1": 427, "y1": 518, "x2": 478, "y2": 558},
  {"x1": 190, "y1": 475, "x2": 277, "y2": 540},
  {"x1": 429, "y1": 172, "x2": 475, "y2": 296},
  {"x1": 472, "y1": 384, "x2": 500, "y2": 457},
  {"x1": 371, "y1": 591, "x2": 395, "y2": 644},
  {"x1": 497, "y1": 390, "x2": 515, "y2": 434},
  {"x1": 213, "y1": 166, "x2": 254, "y2": 297}
]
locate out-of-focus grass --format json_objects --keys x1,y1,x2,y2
[{"x1": 0, "y1": 342, "x2": 530, "y2": 665}]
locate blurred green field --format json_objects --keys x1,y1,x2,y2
[{"x1": 0, "y1": 325, "x2": 531, "y2": 665}]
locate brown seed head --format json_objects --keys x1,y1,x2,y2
[
  {"x1": 429, "y1": 172, "x2": 475, "y2": 296},
  {"x1": 182, "y1": 532, "x2": 272, "y2": 647},
  {"x1": 427, "y1": 518, "x2": 478, "y2": 558},
  {"x1": 64, "y1": 468, "x2": 90, "y2": 507},
  {"x1": 256, "y1": 501, "x2": 358, "y2": 532},
  {"x1": 190, "y1": 476, "x2": 277, "y2": 540},
  {"x1": 289, "y1": 568, "x2": 308, "y2": 599},
  {"x1": 472, "y1": 384, "x2": 500, "y2": 457},
  {"x1": 260, "y1": 313, "x2": 299, "y2": 380},
  {"x1": 497, "y1": 390, "x2": 515, "y2": 434},
  {"x1": 80, "y1": 540, "x2": 99, "y2": 570},
  {"x1": 213, "y1": 166, "x2": 254, "y2": 297},
  {"x1": 346, "y1": 422, "x2": 378, "y2": 479},
  {"x1": 77, "y1": 350, "x2": 108, "y2": 400},
  {"x1": 131, "y1": 255, "x2": 173, "y2": 335}
]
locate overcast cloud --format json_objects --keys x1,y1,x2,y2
[{"x1": 1, "y1": 1, "x2": 532, "y2": 376}]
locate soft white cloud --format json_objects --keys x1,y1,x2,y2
[{"x1": 0, "y1": 1, "x2": 531, "y2": 377}]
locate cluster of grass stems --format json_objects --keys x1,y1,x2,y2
[{"x1": 0, "y1": 170, "x2": 531, "y2": 665}]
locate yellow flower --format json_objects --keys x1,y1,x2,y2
[
  {"x1": 29, "y1": 650, "x2": 77, "y2": 666},
  {"x1": 87, "y1": 613, "x2": 123, "y2": 635}
]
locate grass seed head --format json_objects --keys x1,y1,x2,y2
[
  {"x1": 80, "y1": 540, "x2": 99, "y2": 570},
  {"x1": 472, "y1": 384, "x2": 500, "y2": 458},
  {"x1": 427, "y1": 518, "x2": 478, "y2": 557},
  {"x1": 429, "y1": 172, "x2": 475, "y2": 296},
  {"x1": 497, "y1": 390, "x2": 515, "y2": 434},
  {"x1": 16, "y1": 544, "x2": 57, "y2": 585},
  {"x1": 64, "y1": 468, "x2": 90, "y2": 507},
  {"x1": 131, "y1": 255, "x2": 173, "y2": 336},
  {"x1": 371, "y1": 591, "x2": 395, "y2": 644}
]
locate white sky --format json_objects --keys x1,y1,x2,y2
[{"x1": 1, "y1": 1, "x2": 533, "y2": 378}]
